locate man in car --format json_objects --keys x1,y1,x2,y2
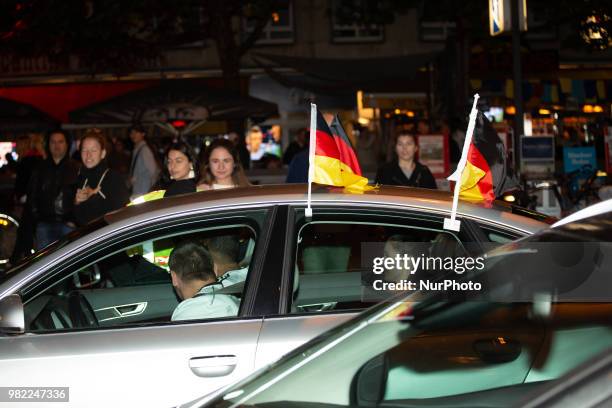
[
  {"x1": 205, "y1": 234, "x2": 248, "y2": 286},
  {"x1": 169, "y1": 241, "x2": 239, "y2": 321}
]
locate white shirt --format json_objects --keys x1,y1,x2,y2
[
  {"x1": 212, "y1": 183, "x2": 236, "y2": 190},
  {"x1": 220, "y1": 266, "x2": 248, "y2": 287},
  {"x1": 171, "y1": 283, "x2": 239, "y2": 321}
]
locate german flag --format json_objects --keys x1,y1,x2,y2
[
  {"x1": 310, "y1": 111, "x2": 372, "y2": 192},
  {"x1": 455, "y1": 111, "x2": 516, "y2": 205}
]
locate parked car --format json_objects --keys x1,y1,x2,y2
[
  {"x1": 0, "y1": 184, "x2": 549, "y2": 407},
  {"x1": 185, "y1": 201, "x2": 612, "y2": 408}
]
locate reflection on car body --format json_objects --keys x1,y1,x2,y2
[{"x1": 187, "y1": 208, "x2": 612, "y2": 408}]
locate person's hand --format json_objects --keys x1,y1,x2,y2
[
  {"x1": 197, "y1": 183, "x2": 212, "y2": 191},
  {"x1": 75, "y1": 187, "x2": 99, "y2": 204}
]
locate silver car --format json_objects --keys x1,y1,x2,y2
[{"x1": 0, "y1": 185, "x2": 549, "y2": 407}]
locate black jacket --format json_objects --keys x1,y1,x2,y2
[
  {"x1": 27, "y1": 156, "x2": 80, "y2": 223},
  {"x1": 74, "y1": 160, "x2": 130, "y2": 226},
  {"x1": 375, "y1": 161, "x2": 437, "y2": 189},
  {"x1": 163, "y1": 178, "x2": 197, "y2": 197}
]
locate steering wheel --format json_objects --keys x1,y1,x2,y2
[{"x1": 68, "y1": 291, "x2": 99, "y2": 328}]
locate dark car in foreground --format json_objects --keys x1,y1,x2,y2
[{"x1": 185, "y1": 201, "x2": 611, "y2": 408}]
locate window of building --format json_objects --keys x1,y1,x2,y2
[
  {"x1": 330, "y1": 0, "x2": 384, "y2": 43},
  {"x1": 245, "y1": 1, "x2": 295, "y2": 45},
  {"x1": 419, "y1": 21, "x2": 457, "y2": 42}
]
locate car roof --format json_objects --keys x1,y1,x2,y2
[{"x1": 105, "y1": 184, "x2": 548, "y2": 234}]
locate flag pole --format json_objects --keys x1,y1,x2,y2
[
  {"x1": 444, "y1": 93, "x2": 480, "y2": 232},
  {"x1": 305, "y1": 103, "x2": 317, "y2": 219}
]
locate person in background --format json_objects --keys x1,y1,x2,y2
[
  {"x1": 169, "y1": 241, "x2": 239, "y2": 321},
  {"x1": 375, "y1": 133, "x2": 437, "y2": 189},
  {"x1": 286, "y1": 149, "x2": 309, "y2": 183},
  {"x1": 129, "y1": 124, "x2": 160, "y2": 199},
  {"x1": 160, "y1": 141, "x2": 199, "y2": 197},
  {"x1": 416, "y1": 119, "x2": 431, "y2": 135},
  {"x1": 197, "y1": 138, "x2": 250, "y2": 190},
  {"x1": 27, "y1": 130, "x2": 80, "y2": 249},
  {"x1": 73, "y1": 129, "x2": 130, "y2": 226},
  {"x1": 227, "y1": 132, "x2": 251, "y2": 170},
  {"x1": 11, "y1": 134, "x2": 45, "y2": 262},
  {"x1": 14, "y1": 133, "x2": 45, "y2": 205},
  {"x1": 283, "y1": 128, "x2": 308, "y2": 166},
  {"x1": 107, "y1": 136, "x2": 131, "y2": 181}
]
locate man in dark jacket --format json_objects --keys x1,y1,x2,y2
[{"x1": 27, "y1": 130, "x2": 80, "y2": 249}]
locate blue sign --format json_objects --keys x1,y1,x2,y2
[{"x1": 563, "y1": 146, "x2": 597, "y2": 193}]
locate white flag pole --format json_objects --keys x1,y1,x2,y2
[
  {"x1": 305, "y1": 103, "x2": 317, "y2": 219},
  {"x1": 444, "y1": 93, "x2": 480, "y2": 232}
]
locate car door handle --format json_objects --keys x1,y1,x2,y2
[
  {"x1": 95, "y1": 302, "x2": 147, "y2": 321},
  {"x1": 189, "y1": 355, "x2": 237, "y2": 377},
  {"x1": 114, "y1": 302, "x2": 147, "y2": 317},
  {"x1": 297, "y1": 302, "x2": 337, "y2": 312}
]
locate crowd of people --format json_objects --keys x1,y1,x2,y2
[
  {"x1": 6, "y1": 125, "x2": 253, "y2": 263},
  {"x1": 2, "y1": 119, "x2": 443, "y2": 265}
]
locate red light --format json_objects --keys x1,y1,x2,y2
[{"x1": 171, "y1": 120, "x2": 187, "y2": 129}]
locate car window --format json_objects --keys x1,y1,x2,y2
[
  {"x1": 290, "y1": 210, "x2": 467, "y2": 314},
  {"x1": 22, "y1": 212, "x2": 265, "y2": 333},
  {"x1": 213, "y1": 302, "x2": 612, "y2": 408},
  {"x1": 481, "y1": 227, "x2": 518, "y2": 244}
]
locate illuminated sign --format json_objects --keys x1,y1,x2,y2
[{"x1": 489, "y1": 0, "x2": 527, "y2": 36}]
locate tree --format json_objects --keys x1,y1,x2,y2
[{"x1": 0, "y1": 0, "x2": 279, "y2": 84}]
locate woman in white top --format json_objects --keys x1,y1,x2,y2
[{"x1": 197, "y1": 138, "x2": 250, "y2": 191}]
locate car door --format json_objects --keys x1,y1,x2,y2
[
  {"x1": 0, "y1": 207, "x2": 274, "y2": 408},
  {"x1": 253, "y1": 203, "x2": 488, "y2": 368}
]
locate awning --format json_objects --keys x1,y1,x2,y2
[
  {"x1": 0, "y1": 98, "x2": 59, "y2": 132},
  {"x1": 253, "y1": 52, "x2": 439, "y2": 95},
  {"x1": 0, "y1": 81, "x2": 152, "y2": 123},
  {"x1": 69, "y1": 80, "x2": 278, "y2": 135}
]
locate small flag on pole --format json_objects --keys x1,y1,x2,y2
[
  {"x1": 309, "y1": 110, "x2": 372, "y2": 192},
  {"x1": 305, "y1": 105, "x2": 373, "y2": 219},
  {"x1": 444, "y1": 94, "x2": 516, "y2": 231}
]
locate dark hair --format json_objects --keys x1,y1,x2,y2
[
  {"x1": 80, "y1": 128, "x2": 107, "y2": 152},
  {"x1": 205, "y1": 234, "x2": 240, "y2": 263},
  {"x1": 168, "y1": 241, "x2": 215, "y2": 283},
  {"x1": 162, "y1": 141, "x2": 199, "y2": 184},
  {"x1": 395, "y1": 133, "x2": 417, "y2": 145},
  {"x1": 199, "y1": 138, "x2": 250, "y2": 187},
  {"x1": 45, "y1": 129, "x2": 71, "y2": 155},
  {"x1": 129, "y1": 123, "x2": 146, "y2": 133}
]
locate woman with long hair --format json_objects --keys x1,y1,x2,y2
[
  {"x1": 375, "y1": 132, "x2": 437, "y2": 189},
  {"x1": 73, "y1": 129, "x2": 130, "y2": 226},
  {"x1": 161, "y1": 141, "x2": 199, "y2": 197},
  {"x1": 197, "y1": 138, "x2": 250, "y2": 190}
]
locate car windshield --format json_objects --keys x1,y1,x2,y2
[
  {"x1": 199, "y1": 224, "x2": 612, "y2": 408},
  {"x1": 0, "y1": 218, "x2": 107, "y2": 285}
]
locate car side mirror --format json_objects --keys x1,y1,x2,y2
[{"x1": 0, "y1": 294, "x2": 25, "y2": 335}]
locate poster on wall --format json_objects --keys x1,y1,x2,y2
[
  {"x1": 563, "y1": 146, "x2": 597, "y2": 194},
  {"x1": 416, "y1": 134, "x2": 449, "y2": 178}
]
